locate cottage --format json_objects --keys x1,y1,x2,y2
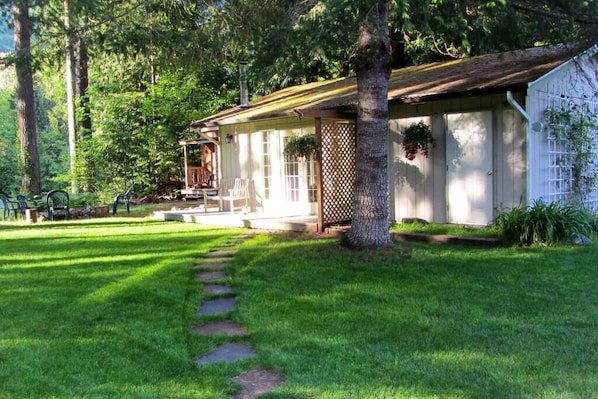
[{"x1": 188, "y1": 43, "x2": 598, "y2": 230}]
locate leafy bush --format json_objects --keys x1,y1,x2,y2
[
  {"x1": 493, "y1": 200, "x2": 594, "y2": 245},
  {"x1": 69, "y1": 193, "x2": 101, "y2": 208}
]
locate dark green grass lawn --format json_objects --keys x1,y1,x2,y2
[
  {"x1": 235, "y1": 235, "x2": 598, "y2": 398},
  {"x1": 1, "y1": 218, "x2": 597, "y2": 398}
]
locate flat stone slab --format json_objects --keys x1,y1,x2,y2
[
  {"x1": 232, "y1": 234, "x2": 252, "y2": 241},
  {"x1": 196, "y1": 271, "x2": 227, "y2": 282},
  {"x1": 194, "y1": 343, "x2": 256, "y2": 364},
  {"x1": 192, "y1": 320, "x2": 247, "y2": 336},
  {"x1": 200, "y1": 257, "x2": 234, "y2": 264},
  {"x1": 194, "y1": 262, "x2": 232, "y2": 271},
  {"x1": 197, "y1": 297, "x2": 236, "y2": 315},
  {"x1": 202, "y1": 284, "x2": 236, "y2": 294},
  {"x1": 233, "y1": 367, "x2": 286, "y2": 399},
  {"x1": 206, "y1": 249, "x2": 237, "y2": 258}
]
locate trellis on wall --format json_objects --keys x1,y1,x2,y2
[
  {"x1": 318, "y1": 121, "x2": 356, "y2": 229},
  {"x1": 544, "y1": 94, "x2": 598, "y2": 210}
]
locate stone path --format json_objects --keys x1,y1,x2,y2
[{"x1": 192, "y1": 234, "x2": 285, "y2": 398}]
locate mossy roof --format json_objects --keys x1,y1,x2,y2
[{"x1": 191, "y1": 43, "x2": 587, "y2": 129}]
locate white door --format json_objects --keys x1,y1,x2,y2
[{"x1": 446, "y1": 111, "x2": 494, "y2": 225}]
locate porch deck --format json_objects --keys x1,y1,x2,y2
[{"x1": 154, "y1": 207, "x2": 319, "y2": 232}]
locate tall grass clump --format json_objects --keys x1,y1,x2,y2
[{"x1": 493, "y1": 200, "x2": 594, "y2": 245}]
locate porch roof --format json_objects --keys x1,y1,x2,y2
[{"x1": 190, "y1": 43, "x2": 588, "y2": 130}]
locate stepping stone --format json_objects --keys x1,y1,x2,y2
[
  {"x1": 232, "y1": 367, "x2": 286, "y2": 399},
  {"x1": 200, "y1": 257, "x2": 234, "y2": 264},
  {"x1": 203, "y1": 260, "x2": 233, "y2": 266},
  {"x1": 197, "y1": 297, "x2": 236, "y2": 315},
  {"x1": 206, "y1": 249, "x2": 237, "y2": 258},
  {"x1": 233, "y1": 234, "x2": 252, "y2": 240},
  {"x1": 192, "y1": 320, "x2": 247, "y2": 336},
  {"x1": 194, "y1": 262, "x2": 232, "y2": 271},
  {"x1": 194, "y1": 343, "x2": 256, "y2": 364},
  {"x1": 202, "y1": 284, "x2": 235, "y2": 294},
  {"x1": 196, "y1": 271, "x2": 227, "y2": 282}
]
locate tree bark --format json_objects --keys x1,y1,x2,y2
[
  {"x1": 63, "y1": 0, "x2": 78, "y2": 192},
  {"x1": 13, "y1": 0, "x2": 41, "y2": 195},
  {"x1": 344, "y1": 0, "x2": 392, "y2": 249},
  {"x1": 75, "y1": 37, "x2": 92, "y2": 138},
  {"x1": 64, "y1": 0, "x2": 92, "y2": 192}
]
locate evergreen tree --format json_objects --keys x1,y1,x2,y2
[{"x1": 13, "y1": 0, "x2": 41, "y2": 195}]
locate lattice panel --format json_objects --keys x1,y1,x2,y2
[
  {"x1": 320, "y1": 122, "x2": 356, "y2": 227},
  {"x1": 544, "y1": 96, "x2": 598, "y2": 211}
]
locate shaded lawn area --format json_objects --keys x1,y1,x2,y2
[
  {"x1": 234, "y1": 234, "x2": 598, "y2": 398},
  {"x1": 1, "y1": 218, "x2": 597, "y2": 398}
]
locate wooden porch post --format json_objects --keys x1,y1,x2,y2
[
  {"x1": 183, "y1": 144, "x2": 189, "y2": 189},
  {"x1": 315, "y1": 117, "x2": 324, "y2": 232}
]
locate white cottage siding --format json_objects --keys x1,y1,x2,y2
[
  {"x1": 526, "y1": 50, "x2": 598, "y2": 209},
  {"x1": 218, "y1": 118, "x2": 318, "y2": 214},
  {"x1": 389, "y1": 93, "x2": 526, "y2": 224},
  {"x1": 497, "y1": 106, "x2": 527, "y2": 209},
  {"x1": 189, "y1": 44, "x2": 598, "y2": 227},
  {"x1": 389, "y1": 117, "x2": 436, "y2": 223}
]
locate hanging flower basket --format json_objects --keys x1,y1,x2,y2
[
  {"x1": 402, "y1": 121, "x2": 434, "y2": 160},
  {"x1": 284, "y1": 135, "x2": 319, "y2": 159}
]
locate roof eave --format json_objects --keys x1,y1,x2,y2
[
  {"x1": 391, "y1": 84, "x2": 530, "y2": 104},
  {"x1": 190, "y1": 111, "x2": 302, "y2": 130}
]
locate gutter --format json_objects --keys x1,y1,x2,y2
[
  {"x1": 506, "y1": 91, "x2": 529, "y2": 122},
  {"x1": 506, "y1": 90, "x2": 531, "y2": 205}
]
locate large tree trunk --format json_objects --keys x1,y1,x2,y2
[
  {"x1": 343, "y1": 0, "x2": 392, "y2": 249},
  {"x1": 63, "y1": 0, "x2": 78, "y2": 192},
  {"x1": 75, "y1": 37, "x2": 92, "y2": 138},
  {"x1": 13, "y1": 0, "x2": 41, "y2": 195},
  {"x1": 64, "y1": 0, "x2": 92, "y2": 192},
  {"x1": 74, "y1": 35, "x2": 93, "y2": 191}
]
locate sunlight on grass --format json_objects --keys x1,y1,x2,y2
[
  {"x1": 80, "y1": 257, "x2": 177, "y2": 305},
  {"x1": 0, "y1": 219, "x2": 245, "y2": 398},
  {"x1": 2, "y1": 219, "x2": 597, "y2": 398},
  {"x1": 235, "y1": 233, "x2": 598, "y2": 398},
  {"x1": 391, "y1": 221, "x2": 498, "y2": 238}
]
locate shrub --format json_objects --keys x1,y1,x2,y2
[
  {"x1": 69, "y1": 193, "x2": 101, "y2": 208},
  {"x1": 493, "y1": 200, "x2": 594, "y2": 245}
]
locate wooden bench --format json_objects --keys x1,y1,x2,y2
[{"x1": 211, "y1": 178, "x2": 248, "y2": 213}]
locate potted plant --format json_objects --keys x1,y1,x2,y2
[
  {"x1": 284, "y1": 135, "x2": 319, "y2": 159},
  {"x1": 401, "y1": 121, "x2": 434, "y2": 160}
]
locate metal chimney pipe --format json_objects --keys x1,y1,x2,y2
[{"x1": 239, "y1": 60, "x2": 249, "y2": 108}]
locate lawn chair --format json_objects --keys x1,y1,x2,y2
[
  {"x1": 211, "y1": 178, "x2": 248, "y2": 213},
  {"x1": 47, "y1": 190, "x2": 70, "y2": 221},
  {"x1": 0, "y1": 192, "x2": 20, "y2": 220},
  {"x1": 15, "y1": 194, "x2": 38, "y2": 218},
  {"x1": 113, "y1": 184, "x2": 134, "y2": 215}
]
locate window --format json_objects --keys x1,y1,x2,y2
[
  {"x1": 284, "y1": 136, "x2": 300, "y2": 202},
  {"x1": 262, "y1": 131, "x2": 272, "y2": 200}
]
